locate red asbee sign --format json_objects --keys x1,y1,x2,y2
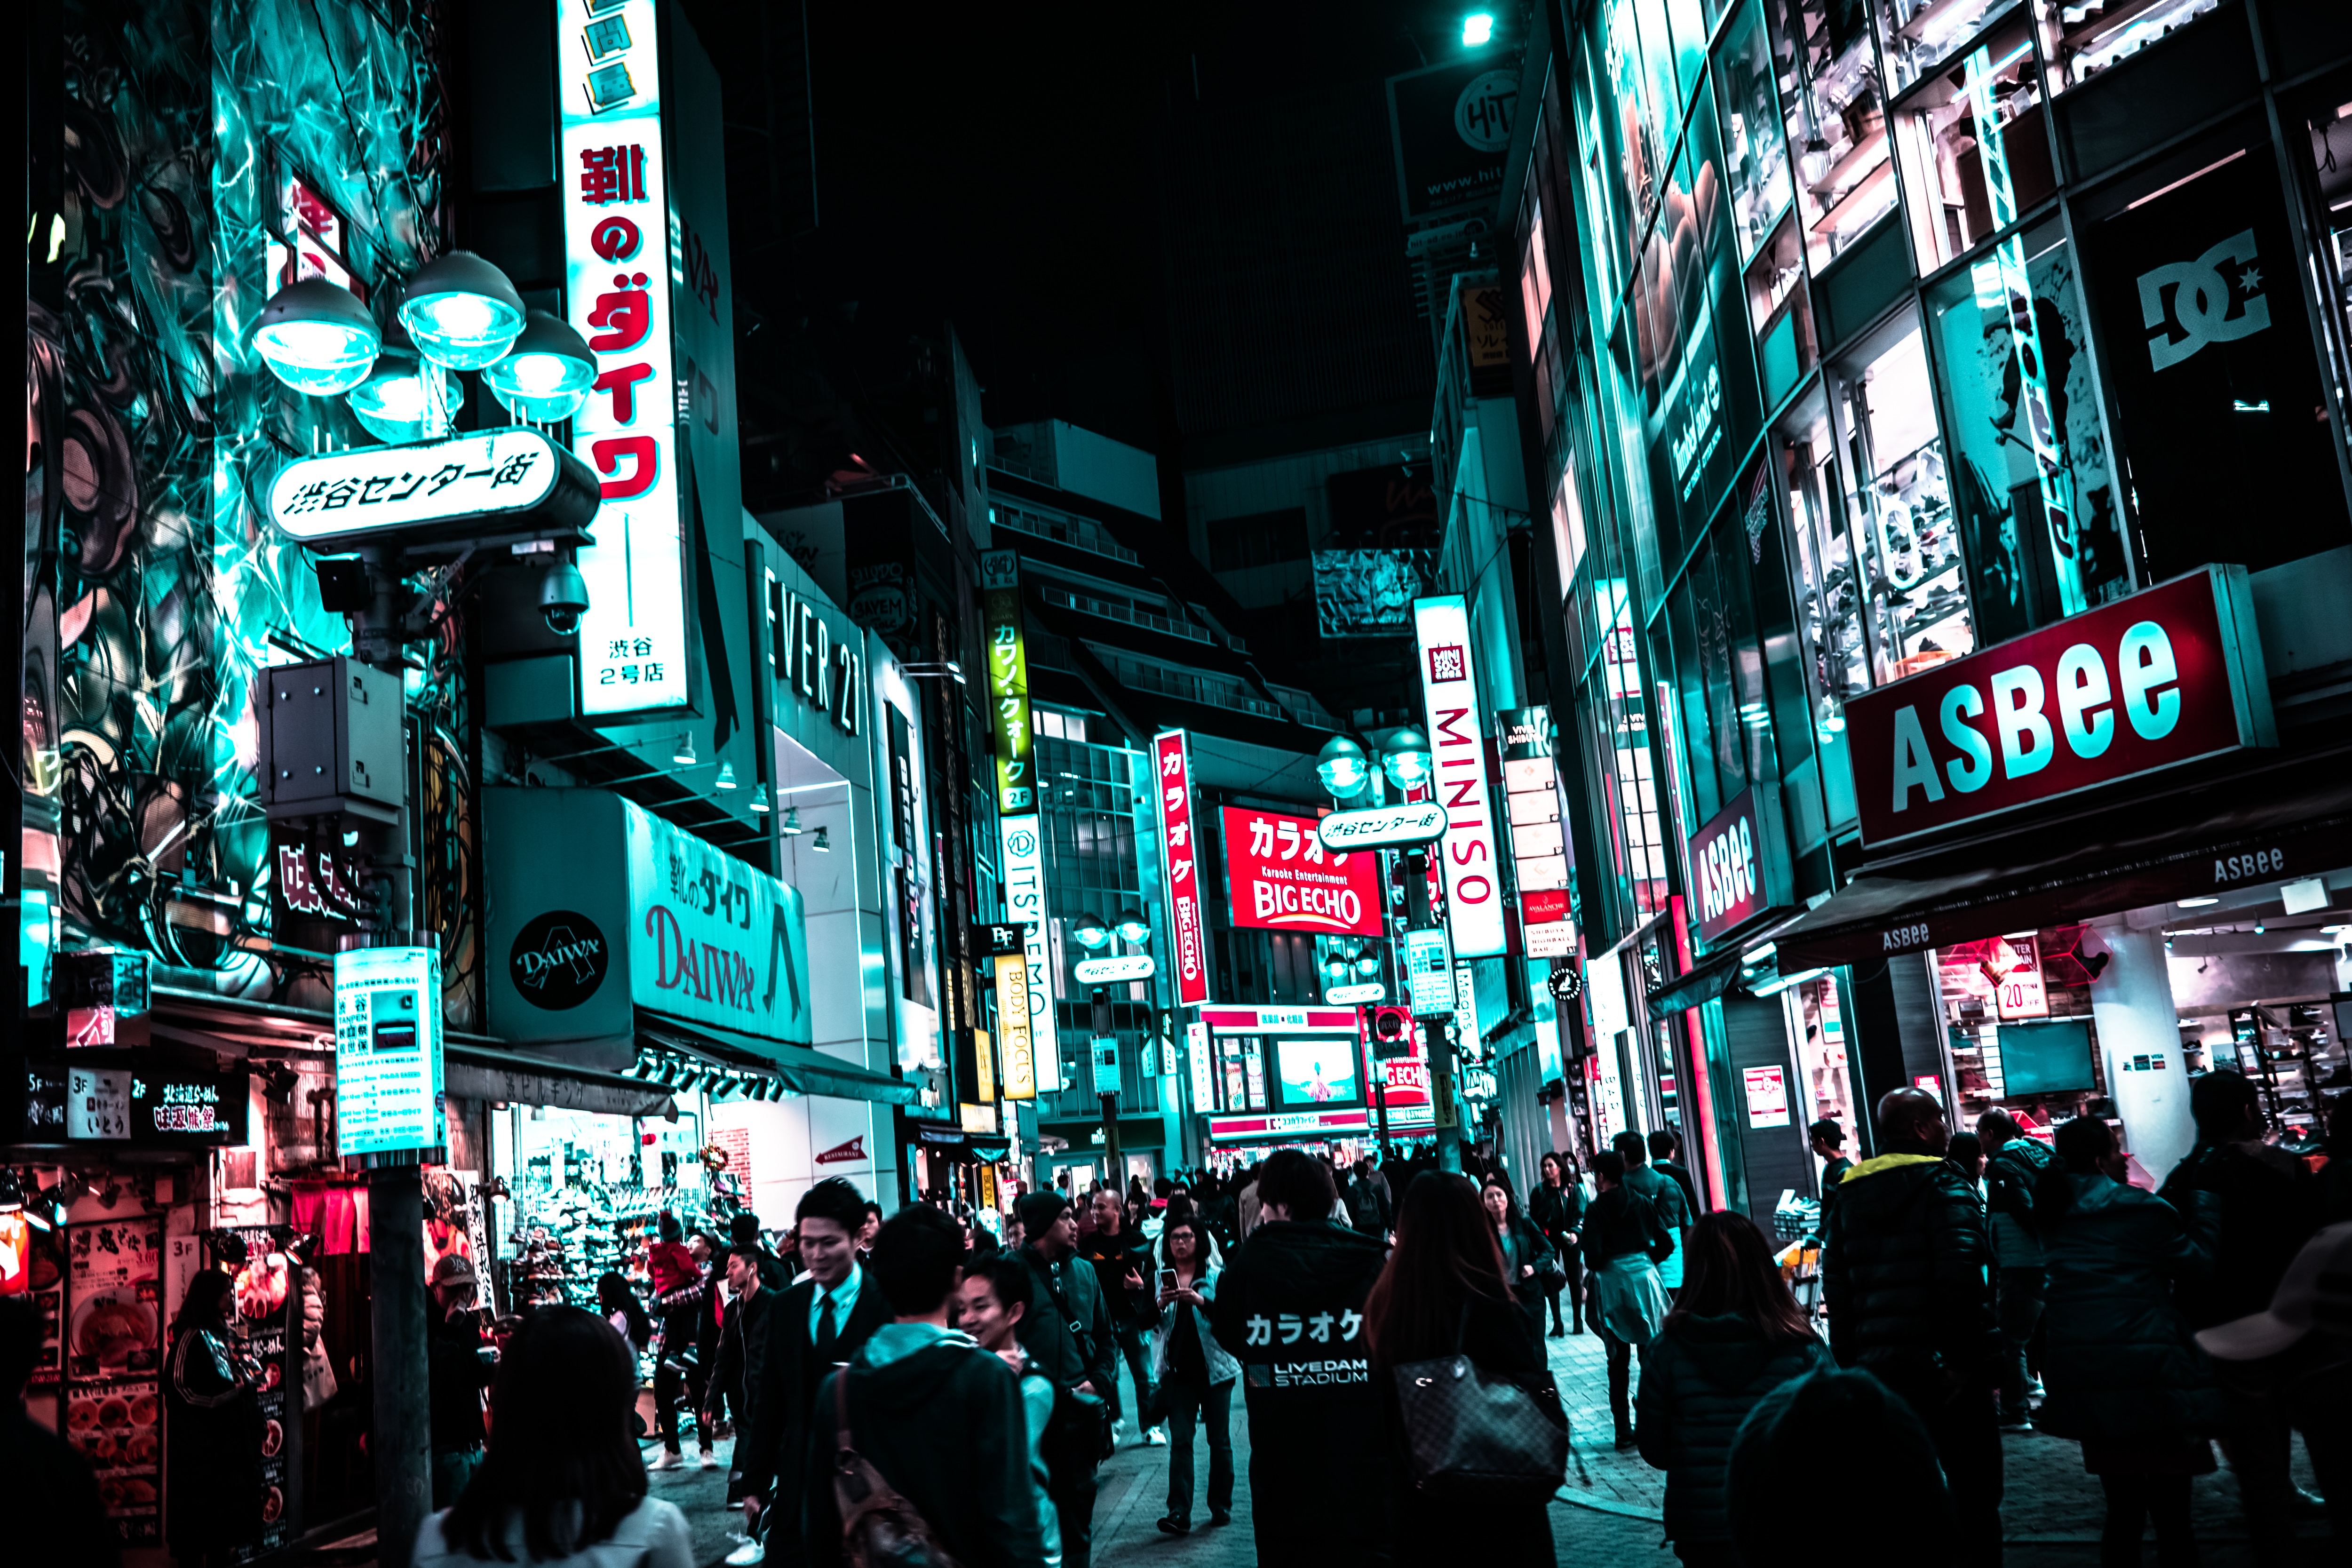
[
  {"x1": 1849, "y1": 566, "x2": 2273, "y2": 847},
  {"x1": 1154, "y1": 732, "x2": 1210, "y2": 1006},
  {"x1": 1221, "y1": 806, "x2": 1383, "y2": 938},
  {"x1": 1688, "y1": 788, "x2": 1768, "y2": 943}
]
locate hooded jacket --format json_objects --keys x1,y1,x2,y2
[
  {"x1": 1637, "y1": 1313, "x2": 1835, "y2": 1544},
  {"x1": 802, "y1": 1324, "x2": 1046, "y2": 1568},
  {"x1": 1208, "y1": 1219, "x2": 1391, "y2": 1551},
  {"x1": 1821, "y1": 1149, "x2": 1995, "y2": 1385},
  {"x1": 2036, "y1": 1175, "x2": 2222, "y2": 1442},
  {"x1": 2157, "y1": 1138, "x2": 2323, "y2": 1329}
]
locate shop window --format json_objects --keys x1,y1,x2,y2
[
  {"x1": 2026, "y1": 0, "x2": 2220, "y2": 92},
  {"x1": 1874, "y1": 0, "x2": 2025, "y2": 97},
  {"x1": 1550, "y1": 463, "x2": 1590, "y2": 595},
  {"x1": 1520, "y1": 188, "x2": 1555, "y2": 348},
  {"x1": 2305, "y1": 106, "x2": 2352, "y2": 418},
  {"x1": 1744, "y1": 211, "x2": 1817, "y2": 411},
  {"x1": 1778, "y1": 391, "x2": 1866, "y2": 825},
  {"x1": 1888, "y1": 15, "x2": 2057, "y2": 272},
  {"x1": 1834, "y1": 312, "x2": 1971, "y2": 680},
  {"x1": 1592, "y1": 579, "x2": 1673, "y2": 924},
  {"x1": 1924, "y1": 217, "x2": 2126, "y2": 643},
  {"x1": 1780, "y1": 971, "x2": 1860, "y2": 1146},
  {"x1": 1715, "y1": 0, "x2": 1795, "y2": 264},
  {"x1": 1767, "y1": 0, "x2": 1900, "y2": 270}
]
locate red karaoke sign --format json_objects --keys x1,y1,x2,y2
[
  {"x1": 1848, "y1": 566, "x2": 2273, "y2": 847},
  {"x1": 1154, "y1": 732, "x2": 1210, "y2": 1006},
  {"x1": 1221, "y1": 806, "x2": 1383, "y2": 938}
]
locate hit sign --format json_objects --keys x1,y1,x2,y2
[{"x1": 1848, "y1": 565, "x2": 2273, "y2": 846}]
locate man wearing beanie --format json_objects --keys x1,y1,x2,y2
[{"x1": 1015, "y1": 1190, "x2": 1115, "y2": 1568}]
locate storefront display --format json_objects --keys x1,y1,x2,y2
[{"x1": 494, "y1": 1102, "x2": 716, "y2": 1313}]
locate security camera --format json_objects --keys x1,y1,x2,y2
[{"x1": 539, "y1": 555, "x2": 589, "y2": 636}]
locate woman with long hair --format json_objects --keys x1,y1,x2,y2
[
  {"x1": 1148, "y1": 1215, "x2": 1239, "y2": 1535},
  {"x1": 1635, "y1": 1212, "x2": 1834, "y2": 1567},
  {"x1": 1366, "y1": 1171, "x2": 1555, "y2": 1559},
  {"x1": 166, "y1": 1269, "x2": 263, "y2": 1567},
  {"x1": 414, "y1": 1305, "x2": 692, "y2": 1567},
  {"x1": 1480, "y1": 1175, "x2": 1563, "y2": 1355},
  {"x1": 1530, "y1": 1151, "x2": 1587, "y2": 1337},
  {"x1": 595, "y1": 1272, "x2": 652, "y2": 1356},
  {"x1": 2035, "y1": 1114, "x2": 2221, "y2": 1568}
]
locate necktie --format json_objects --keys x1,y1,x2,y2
[{"x1": 813, "y1": 1290, "x2": 837, "y2": 1364}]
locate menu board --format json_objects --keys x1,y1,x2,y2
[
  {"x1": 226, "y1": 1227, "x2": 298, "y2": 1560},
  {"x1": 67, "y1": 1218, "x2": 165, "y2": 1545}
]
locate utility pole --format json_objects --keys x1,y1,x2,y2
[
  {"x1": 1091, "y1": 985, "x2": 1120, "y2": 1189},
  {"x1": 1400, "y1": 843, "x2": 1464, "y2": 1175}
]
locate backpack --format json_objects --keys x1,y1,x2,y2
[{"x1": 831, "y1": 1368, "x2": 963, "y2": 1568}]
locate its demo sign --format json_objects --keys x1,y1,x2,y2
[{"x1": 1849, "y1": 566, "x2": 2273, "y2": 846}]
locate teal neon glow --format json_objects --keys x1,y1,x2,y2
[
  {"x1": 398, "y1": 289, "x2": 525, "y2": 370},
  {"x1": 1462, "y1": 13, "x2": 1494, "y2": 45},
  {"x1": 347, "y1": 353, "x2": 461, "y2": 444},
  {"x1": 253, "y1": 318, "x2": 380, "y2": 397}
]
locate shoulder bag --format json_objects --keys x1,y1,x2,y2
[
  {"x1": 832, "y1": 1369, "x2": 963, "y2": 1568},
  {"x1": 1393, "y1": 1301, "x2": 1569, "y2": 1502}
]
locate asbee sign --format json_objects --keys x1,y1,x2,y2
[
  {"x1": 1687, "y1": 786, "x2": 1790, "y2": 946},
  {"x1": 1849, "y1": 566, "x2": 2273, "y2": 846},
  {"x1": 1316, "y1": 801, "x2": 1446, "y2": 852}
]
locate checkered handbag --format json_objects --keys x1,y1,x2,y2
[{"x1": 1393, "y1": 1311, "x2": 1569, "y2": 1501}]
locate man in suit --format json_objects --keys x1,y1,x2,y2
[{"x1": 739, "y1": 1178, "x2": 889, "y2": 1565}]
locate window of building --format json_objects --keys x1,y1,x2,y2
[
  {"x1": 1889, "y1": 12, "x2": 2056, "y2": 272},
  {"x1": 1207, "y1": 508, "x2": 1310, "y2": 573},
  {"x1": 273, "y1": 172, "x2": 360, "y2": 296},
  {"x1": 2027, "y1": 0, "x2": 2222, "y2": 92},
  {"x1": 1715, "y1": 0, "x2": 1794, "y2": 265},
  {"x1": 1768, "y1": 0, "x2": 1900, "y2": 270},
  {"x1": 1744, "y1": 211, "x2": 1816, "y2": 413},
  {"x1": 1520, "y1": 188, "x2": 1554, "y2": 347},
  {"x1": 1836, "y1": 311, "x2": 1971, "y2": 681},
  {"x1": 1036, "y1": 710, "x2": 1089, "y2": 744},
  {"x1": 1550, "y1": 464, "x2": 1589, "y2": 597},
  {"x1": 1874, "y1": 0, "x2": 2027, "y2": 97}
]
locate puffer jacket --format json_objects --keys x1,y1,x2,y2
[
  {"x1": 1982, "y1": 1135, "x2": 2055, "y2": 1270},
  {"x1": 2036, "y1": 1175, "x2": 2223, "y2": 1442},
  {"x1": 1821, "y1": 1149, "x2": 1996, "y2": 1385},
  {"x1": 1636, "y1": 1313, "x2": 1835, "y2": 1544}
]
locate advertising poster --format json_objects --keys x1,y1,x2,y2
[
  {"x1": 424, "y1": 1168, "x2": 493, "y2": 1296},
  {"x1": 64, "y1": 1378, "x2": 161, "y2": 1542},
  {"x1": 1272, "y1": 1038, "x2": 1362, "y2": 1108},
  {"x1": 1219, "y1": 806, "x2": 1383, "y2": 939},
  {"x1": 68, "y1": 1218, "x2": 165, "y2": 1544},
  {"x1": 1385, "y1": 56, "x2": 1519, "y2": 224},
  {"x1": 224, "y1": 1226, "x2": 298, "y2": 1560},
  {"x1": 20, "y1": 1222, "x2": 67, "y2": 1386},
  {"x1": 1742, "y1": 1065, "x2": 1791, "y2": 1128}
]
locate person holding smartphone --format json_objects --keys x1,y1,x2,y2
[{"x1": 1148, "y1": 1217, "x2": 1238, "y2": 1536}]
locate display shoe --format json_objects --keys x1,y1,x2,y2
[
  {"x1": 1156, "y1": 1516, "x2": 1190, "y2": 1536},
  {"x1": 649, "y1": 1449, "x2": 684, "y2": 1471}
]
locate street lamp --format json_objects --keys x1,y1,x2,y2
[
  {"x1": 1381, "y1": 727, "x2": 1432, "y2": 792},
  {"x1": 1463, "y1": 13, "x2": 1495, "y2": 46},
  {"x1": 1316, "y1": 734, "x2": 1371, "y2": 800},
  {"x1": 346, "y1": 348, "x2": 461, "y2": 444},
  {"x1": 397, "y1": 250, "x2": 527, "y2": 371},
  {"x1": 1071, "y1": 912, "x2": 1112, "y2": 950},
  {"x1": 1113, "y1": 911, "x2": 1151, "y2": 946},
  {"x1": 481, "y1": 309, "x2": 597, "y2": 422},
  {"x1": 250, "y1": 278, "x2": 382, "y2": 397}
]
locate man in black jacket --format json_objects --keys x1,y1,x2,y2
[
  {"x1": 1014, "y1": 1191, "x2": 1116, "y2": 1568},
  {"x1": 1824, "y1": 1087, "x2": 2001, "y2": 1565},
  {"x1": 1080, "y1": 1187, "x2": 1157, "y2": 1442},
  {"x1": 711, "y1": 1244, "x2": 776, "y2": 1523},
  {"x1": 741, "y1": 1179, "x2": 891, "y2": 1566},
  {"x1": 424, "y1": 1254, "x2": 494, "y2": 1507},
  {"x1": 1208, "y1": 1149, "x2": 1389, "y2": 1568},
  {"x1": 1978, "y1": 1111, "x2": 2053, "y2": 1429},
  {"x1": 802, "y1": 1207, "x2": 1044, "y2": 1568}
]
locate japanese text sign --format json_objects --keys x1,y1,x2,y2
[
  {"x1": 334, "y1": 947, "x2": 446, "y2": 1160},
  {"x1": 1221, "y1": 806, "x2": 1382, "y2": 939},
  {"x1": 1501, "y1": 707, "x2": 1575, "y2": 959},
  {"x1": 995, "y1": 955, "x2": 1035, "y2": 1101},
  {"x1": 1154, "y1": 732, "x2": 1210, "y2": 1005},
  {"x1": 1848, "y1": 565, "x2": 2273, "y2": 846},
  {"x1": 560, "y1": 0, "x2": 689, "y2": 714},
  {"x1": 981, "y1": 550, "x2": 1035, "y2": 812},
  {"x1": 268, "y1": 429, "x2": 579, "y2": 547},
  {"x1": 999, "y1": 814, "x2": 1063, "y2": 1091},
  {"x1": 1414, "y1": 596, "x2": 1505, "y2": 957}
]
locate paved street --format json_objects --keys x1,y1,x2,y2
[{"x1": 637, "y1": 1329, "x2": 2330, "y2": 1568}]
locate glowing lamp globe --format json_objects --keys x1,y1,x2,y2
[
  {"x1": 346, "y1": 349, "x2": 461, "y2": 444},
  {"x1": 1382, "y1": 728, "x2": 1432, "y2": 791},
  {"x1": 250, "y1": 279, "x2": 382, "y2": 397},
  {"x1": 397, "y1": 251, "x2": 526, "y2": 370},
  {"x1": 483, "y1": 310, "x2": 597, "y2": 422},
  {"x1": 1316, "y1": 735, "x2": 1370, "y2": 800},
  {"x1": 1072, "y1": 913, "x2": 1111, "y2": 951}
]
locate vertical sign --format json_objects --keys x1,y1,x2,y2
[
  {"x1": 1501, "y1": 706, "x2": 1576, "y2": 958},
  {"x1": 1405, "y1": 928, "x2": 1454, "y2": 1016},
  {"x1": 999, "y1": 815, "x2": 1062, "y2": 1093},
  {"x1": 995, "y1": 956, "x2": 1035, "y2": 1100},
  {"x1": 979, "y1": 549, "x2": 1035, "y2": 812},
  {"x1": 1153, "y1": 731, "x2": 1210, "y2": 1006},
  {"x1": 560, "y1": 0, "x2": 689, "y2": 713},
  {"x1": 1989, "y1": 934, "x2": 2051, "y2": 1020},
  {"x1": 1414, "y1": 596, "x2": 1505, "y2": 956},
  {"x1": 1187, "y1": 1019, "x2": 1214, "y2": 1106},
  {"x1": 334, "y1": 947, "x2": 447, "y2": 1158}
]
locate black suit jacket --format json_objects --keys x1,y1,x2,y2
[{"x1": 741, "y1": 1273, "x2": 890, "y2": 1522}]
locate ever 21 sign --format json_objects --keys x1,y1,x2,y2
[{"x1": 1848, "y1": 565, "x2": 2273, "y2": 847}]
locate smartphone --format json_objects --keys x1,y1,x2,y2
[{"x1": 1158, "y1": 1269, "x2": 1177, "y2": 1294}]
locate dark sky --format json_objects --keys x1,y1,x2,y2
[{"x1": 791, "y1": 1, "x2": 1479, "y2": 445}]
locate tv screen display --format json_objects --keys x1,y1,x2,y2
[
  {"x1": 1272, "y1": 1038, "x2": 1361, "y2": 1108},
  {"x1": 1997, "y1": 1018, "x2": 2098, "y2": 1096}
]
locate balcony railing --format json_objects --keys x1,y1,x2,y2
[
  {"x1": 989, "y1": 497, "x2": 1141, "y2": 565},
  {"x1": 1042, "y1": 587, "x2": 1212, "y2": 645}
]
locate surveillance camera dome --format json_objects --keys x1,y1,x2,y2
[{"x1": 540, "y1": 557, "x2": 589, "y2": 636}]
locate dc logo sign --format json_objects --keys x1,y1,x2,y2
[
  {"x1": 509, "y1": 910, "x2": 610, "y2": 1010},
  {"x1": 2136, "y1": 229, "x2": 2268, "y2": 371}
]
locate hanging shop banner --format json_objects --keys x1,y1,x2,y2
[
  {"x1": 1220, "y1": 806, "x2": 1383, "y2": 938},
  {"x1": 1848, "y1": 565, "x2": 2274, "y2": 846},
  {"x1": 1153, "y1": 732, "x2": 1211, "y2": 1006},
  {"x1": 1414, "y1": 596, "x2": 1506, "y2": 957},
  {"x1": 484, "y1": 788, "x2": 811, "y2": 1067},
  {"x1": 980, "y1": 550, "x2": 1036, "y2": 812},
  {"x1": 334, "y1": 946, "x2": 447, "y2": 1159},
  {"x1": 995, "y1": 956, "x2": 1035, "y2": 1101},
  {"x1": 999, "y1": 814, "x2": 1063, "y2": 1093},
  {"x1": 1501, "y1": 707, "x2": 1575, "y2": 958},
  {"x1": 1187, "y1": 1019, "x2": 1214, "y2": 1106},
  {"x1": 1686, "y1": 786, "x2": 1793, "y2": 946},
  {"x1": 560, "y1": 0, "x2": 690, "y2": 714}
]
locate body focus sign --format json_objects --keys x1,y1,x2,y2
[
  {"x1": 1221, "y1": 807, "x2": 1381, "y2": 938},
  {"x1": 1847, "y1": 565, "x2": 2273, "y2": 846}
]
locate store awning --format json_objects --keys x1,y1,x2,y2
[
  {"x1": 443, "y1": 1042, "x2": 679, "y2": 1120},
  {"x1": 912, "y1": 1124, "x2": 1012, "y2": 1162},
  {"x1": 637, "y1": 1016, "x2": 919, "y2": 1105},
  {"x1": 1777, "y1": 748, "x2": 2352, "y2": 971},
  {"x1": 1645, "y1": 947, "x2": 1747, "y2": 1017}
]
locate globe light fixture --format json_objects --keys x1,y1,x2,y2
[
  {"x1": 346, "y1": 348, "x2": 461, "y2": 444},
  {"x1": 483, "y1": 310, "x2": 597, "y2": 422},
  {"x1": 1072, "y1": 913, "x2": 1112, "y2": 950},
  {"x1": 1357, "y1": 951, "x2": 1382, "y2": 978},
  {"x1": 1382, "y1": 727, "x2": 1432, "y2": 791},
  {"x1": 250, "y1": 278, "x2": 382, "y2": 397},
  {"x1": 397, "y1": 251, "x2": 527, "y2": 370},
  {"x1": 1113, "y1": 911, "x2": 1152, "y2": 946},
  {"x1": 1316, "y1": 734, "x2": 1371, "y2": 800}
]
